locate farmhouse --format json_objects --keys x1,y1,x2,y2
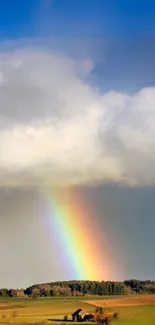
[{"x1": 72, "y1": 309, "x2": 89, "y2": 322}]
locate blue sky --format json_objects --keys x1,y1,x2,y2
[
  {"x1": 0, "y1": 0, "x2": 155, "y2": 38},
  {"x1": 0, "y1": 1, "x2": 155, "y2": 92}
]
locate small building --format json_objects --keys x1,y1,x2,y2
[{"x1": 72, "y1": 309, "x2": 89, "y2": 322}]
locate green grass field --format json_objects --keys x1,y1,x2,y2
[{"x1": 0, "y1": 295, "x2": 155, "y2": 325}]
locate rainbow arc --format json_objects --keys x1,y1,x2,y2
[{"x1": 43, "y1": 187, "x2": 115, "y2": 281}]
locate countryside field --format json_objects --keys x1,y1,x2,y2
[{"x1": 0, "y1": 295, "x2": 155, "y2": 325}]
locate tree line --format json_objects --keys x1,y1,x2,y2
[{"x1": 1, "y1": 280, "x2": 155, "y2": 298}]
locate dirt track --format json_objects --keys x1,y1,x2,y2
[{"x1": 84, "y1": 295, "x2": 155, "y2": 307}]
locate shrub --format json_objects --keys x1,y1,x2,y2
[
  {"x1": 113, "y1": 312, "x2": 119, "y2": 319},
  {"x1": 104, "y1": 317, "x2": 110, "y2": 325}
]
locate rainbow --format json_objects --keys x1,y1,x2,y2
[{"x1": 43, "y1": 187, "x2": 115, "y2": 281}]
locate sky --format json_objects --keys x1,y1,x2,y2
[{"x1": 1, "y1": 0, "x2": 155, "y2": 288}]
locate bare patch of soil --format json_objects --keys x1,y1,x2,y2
[{"x1": 84, "y1": 295, "x2": 155, "y2": 307}]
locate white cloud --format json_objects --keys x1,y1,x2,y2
[{"x1": 0, "y1": 47, "x2": 155, "y2": 187}]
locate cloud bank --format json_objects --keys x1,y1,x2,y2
[{"x1": 0, "y1": 47, "x2": 155, "y2": 187}]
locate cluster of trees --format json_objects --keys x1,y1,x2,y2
[
  {"x1": 1, "y1": 280, "x2": 155, "y2": 298},
  {"x1": 94, "y1": 307, "x2": 119, "y2": 325},
  {"x1": 124, "y1": 279, "x2": 155, "y2": 294},
  {"x1": 24, "y1": 281, "x2": 128, "y2": 297},
  {"x1": 0, "y1": 288, "x2": 19, "y2": 297}
]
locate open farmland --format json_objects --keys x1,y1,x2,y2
[
  {"x1": 0, "y1": 295, "x2": 155, "y2": 325},
  {"x1": 0, "y1": 297, "x2": 95, "y2": 323},
  {"x1": 85, "y1": 295, "x2": 155, "y2": 324}
]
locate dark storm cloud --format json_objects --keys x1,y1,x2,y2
[{"x1": 1, "y1": 185, "x2": 155, "y2": 287}]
